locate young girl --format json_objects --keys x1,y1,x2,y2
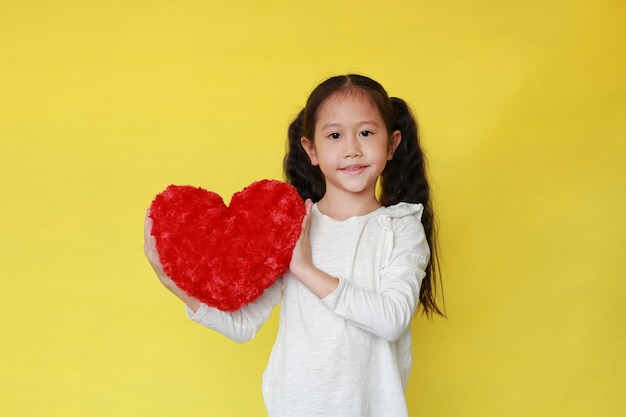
[{"x1": 144, "y1": 74, "x2": 444, "y2": 416}]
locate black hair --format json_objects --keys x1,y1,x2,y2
[{"x1": 283, "y1": 74, "x2": 445, "y2": 318}]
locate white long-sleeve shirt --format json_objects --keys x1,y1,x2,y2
[{"x1": 188, "y1": 202, "x2": 430, "y2": 417}]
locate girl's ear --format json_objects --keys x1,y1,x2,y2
[
  {"x1": 387, "y1": 130, "x2": 402, "y2": 160},
  {"x1": 300, "y1": 137, "x2": 319, "y2": 166}
]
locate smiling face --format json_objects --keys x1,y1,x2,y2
[{"x1": 301, "y1": 91, "x2": 401, "y2": 206}]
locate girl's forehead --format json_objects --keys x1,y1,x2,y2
[
  {"x1": 316, "y1": 91, "x2": 382, "y2": 121},
  {"x1": 324, "y1": 88, "x2": 373, "y2": 106}
]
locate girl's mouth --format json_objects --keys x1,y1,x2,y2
[{"x1": 340, "y1": 165, "x2": 367, "y2": 174}]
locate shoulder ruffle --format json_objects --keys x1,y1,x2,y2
[
  {"x1": 377, "y1": 202, "x2": 424, "y2": 235},
  {"x1": 379, "y1": 202, "x2": 424, "y2": 220},
  {"x1": 376, "y1": 202, "x2": 429, "y2": 272}
]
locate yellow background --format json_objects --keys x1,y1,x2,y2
[{"x1": 1, "y1": 0, "x2": 625, "y2": 416}]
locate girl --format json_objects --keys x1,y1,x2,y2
[{"x1": 144, "y1": 74, "x2": 444, "y2": 416}]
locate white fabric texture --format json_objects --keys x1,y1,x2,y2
[{"x1": 187, "y1": 202, "x2": 430, "y2": 417}]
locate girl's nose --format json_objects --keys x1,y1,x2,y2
[{"x1": 343, "y1": 136, "x2": 362, "y2": 158}]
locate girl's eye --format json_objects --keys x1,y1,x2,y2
[
  {"x1": 360, "y1": 130, "x2": 373, "y2": 137},
  {"x1": 328, "y1": 132, "x2": 341, "y2": 139}
]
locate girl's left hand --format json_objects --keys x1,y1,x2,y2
[
  {"x1": 289, "y1": 199, "x2": 314, "y2": 278},
  {"x1": 288, "y1": 199, "x2": 339, "y2": 298}
]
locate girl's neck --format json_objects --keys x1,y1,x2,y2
[{"x1": 316, "y1": 193, "x2": 381, "y2": 221}]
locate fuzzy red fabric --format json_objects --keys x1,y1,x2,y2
[{"x1": 149, "y1": 180, "x2": 305, "y2": 312}]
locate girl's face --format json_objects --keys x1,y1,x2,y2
[{"x1": 301, "y1": 92, "x2": 401, "y2": 202}]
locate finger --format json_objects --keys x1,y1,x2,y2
[
  {"x1": 297, "y1": 200, "x2": 311, "y2": 236},
  {"x1": 144, "y1": 212, "x2": 158, "y2": 257},
  {"x1": 144, "y1": 209, "x2": 153, "y2": 227},
  {"x1": 300, "y1": 210, "x2": 311, "y2": 234},
  {"x1": 304, "y1": 198, "x2": 313, "y2": 213},
  {"x1": 145, "y1": 210, "x2": 156, "y2": 237}
]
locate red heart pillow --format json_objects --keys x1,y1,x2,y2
[{"x1": 149, "y1": 180, "x2": 305, "y2": 311}]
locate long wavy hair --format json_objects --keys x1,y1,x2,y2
[{"x1": 283, "y1": 74, "x2": 445, "y2": 318}]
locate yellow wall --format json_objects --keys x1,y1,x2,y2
[{"x1": 1, "y1": 1, "x2": 624, "y2": 415}]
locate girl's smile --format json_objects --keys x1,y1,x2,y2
[{"x1": 340, "y1": 164, "x2": 368, "y2": 174}]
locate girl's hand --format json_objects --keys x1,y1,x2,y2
[
  {"x1": 289, "y1": 200, "x2": 339, "y2": 298},
  {"x1": 144, "y1": 210, "x2": 202, "y2": 312},
  {"x1": 144, "y1": 211, "x2": 173, "y2": 286},
  {"x1": 289, "y1": 199, "x2": 315, "y2": 278}
]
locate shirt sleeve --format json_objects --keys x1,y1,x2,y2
[
  {"x1": 321, "y1": 208, "x2": 430, "y2": 342},
  {"x1": 186, "y1": 278, "x2": 283, "y2": 343}
]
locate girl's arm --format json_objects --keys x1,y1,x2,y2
[
  {"x1": 290, "y1": 206, "x2": 428, "y2": 342},
  {"x1": 186, "y1": 280, "x2": 282, "y2": 343},
  {"x1": 144, "y1": 212, "x2": 281, "y2": 342}
]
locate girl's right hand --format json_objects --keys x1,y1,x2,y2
[
  {"x1": 144, "y1": 210, "x2": 202, "y2": 312},
  {"x1": 144, "y1": 210, "x2": 179, "y2": 290}
]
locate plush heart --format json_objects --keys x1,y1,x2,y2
[{"x1": 149, "y1": 180, "x2": 305, "y2": 312}]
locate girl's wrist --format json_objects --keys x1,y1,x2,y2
[
  {"x1": 291, "y1": 262, "x2": 316, "y2": 282},
  {"x1": 293, "y1": 265, "x2": 339, "y2": 299}
]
